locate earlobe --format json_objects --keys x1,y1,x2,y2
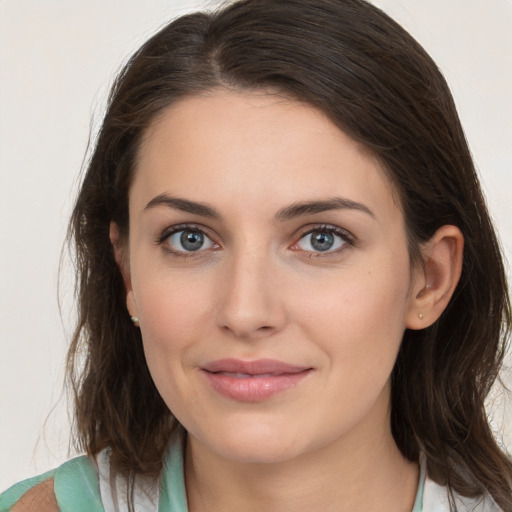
[
  {"x1": 126, "y1": 291, "x2": 139, "y2": 325},
  {"x1": 406, "y1": 225, "x2": 464, "y2": 330}
]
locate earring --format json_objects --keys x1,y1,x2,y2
[
  {"x1": 418, "y1": 312, "x2": 424, "y2": 320},
  {"x1": 131, "y1": 316, "x2": 140, "y2": 326}
]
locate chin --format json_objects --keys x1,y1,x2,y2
[
  {"x1": 216, "y1": 438, "x2": 302, "y2": 465},
  {"x1": 191, "y1": 419, "x2": 309, "y2": 465}
]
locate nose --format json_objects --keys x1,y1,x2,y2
[{"x1": 215, "y1": 249, "x2": 287, "y2": 340}]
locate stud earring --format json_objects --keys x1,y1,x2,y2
[
  {"x1": 131, "y1": 316, "x2": 140, "y2": 326},
  {"x1": 418, "y1": 312, "x2": 424, "y2": 320}
]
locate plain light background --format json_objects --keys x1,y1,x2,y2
[{"x1": 1, "y1": 0, "x2": 511, "y2": 492}]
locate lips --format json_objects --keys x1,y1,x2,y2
[{"x1": 201, "y1": 358, "x2": 312, "y2": 402}]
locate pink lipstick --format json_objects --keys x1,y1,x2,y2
[{"x1": 201, "y1": 358, "x2": 312, "y2": 402}]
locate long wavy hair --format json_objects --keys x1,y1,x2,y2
[{"x1": 67, "y1": 0, "x2": 512, "y2": 509}]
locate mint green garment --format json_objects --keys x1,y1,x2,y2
[
  {"x1": 159, "y1": 440, "x2": 188, "y2": 512},
  {"x1": 0, "y1": 441, "x2": 187, "y2": 512},
  {"x1": 411, "y1": 457, "x2": 426, "y2": 512},
  {"x1": 0, "y1": 440, "x2": 422, "y2": 511},
  {"x1": 0, "y1": 456, "x2": 103, "y2": 512}
]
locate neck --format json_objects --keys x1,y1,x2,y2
[{"x1": 185, "y1": 416, "x2": 419, "y2": 512}]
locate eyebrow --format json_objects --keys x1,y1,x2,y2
[
  {"x1": 144, "y1": 194, "x2": 375, "y2": 221},
  {"x1": 144, "y1": 194, "x2": 221, "y2": 219},
  {"x1": 275, "y1": 197, "x2": 375, "y2": 222}
]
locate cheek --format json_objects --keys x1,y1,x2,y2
[
  {"x1": 132, "y1": 271, "x2": 215, "y2": 372},
  {"x1": 294, "y1": 258, "x2": 410, "y2": 382},
  {"x1": 132, "y1": 274, "x2": 216, "y2": 421}
]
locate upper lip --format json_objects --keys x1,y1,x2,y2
[{"x1": 202, "y1": 358, "x2": 311, "y2": 375}]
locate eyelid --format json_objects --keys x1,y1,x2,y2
[
  {"x1": 156, "y1": 223, "x2": 220, "y2": 256},
  {"x1": 290, "y1": 224, "x2": 355, "y2": 254},
  {"x1": 156, "y1": 223, "x2": 211, "y2": 243}
]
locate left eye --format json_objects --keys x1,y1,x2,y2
[
  {"x1": 295, "y1": 229, "x2": 347, "y2": 252},
  {"x1": 166, "y1": 229, "x2": 215, "y2": 252}
]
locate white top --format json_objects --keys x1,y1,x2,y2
[{"x1": 422, "y1": 474, "x2": 501, "y2": 511}]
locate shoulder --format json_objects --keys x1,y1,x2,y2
[
  {"x1": 1, "y1": 466, "x2": 56, "y2": 512},
  {"x1": 0, "y1": 456, "x2": 102, "y2": 512},
  {"x1": 9, "y1": 479, "x2": 58, "y2": 512}
]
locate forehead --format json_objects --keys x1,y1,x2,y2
[{"x1": 131, "y1": 89, "x2": 400, "y2": 225}]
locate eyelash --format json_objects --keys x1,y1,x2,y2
[
  {"x1": 292, "y1": 224, "x2": 355, "y2": 257},
  {"x1": 155, "y1": 223, "x2": 355, "y2": 258},
  {"x1": 156, "y1": 223, "x2": 218, "y2": 259}
]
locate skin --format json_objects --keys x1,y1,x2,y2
[{"x1": 112, "y1": 89, "x2": 463, "y2": 512}]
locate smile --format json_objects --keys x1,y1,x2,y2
[{"x1": 201, "y1": 359, "x2": 313, "y2": 402}]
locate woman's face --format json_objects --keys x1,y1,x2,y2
[{"x1": 122, "y1": 90, "x2": 422, "y2": 464}]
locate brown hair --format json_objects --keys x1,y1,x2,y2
[{"x1": 67, "y1": 0, "x2": 512, "y2": 509}]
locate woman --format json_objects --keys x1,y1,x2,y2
[{"x1": 1, "y1": 0, "x2": 511, "y2": 510}]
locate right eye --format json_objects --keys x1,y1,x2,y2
[{"x1": 161, "y1": 227, "x2": 217, "y2": 255}]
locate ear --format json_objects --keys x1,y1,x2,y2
[
  {"x1": 109, "y1": 222, "x2": 139, "y2": 320},
  {"x1": 406, "y1": 225, "x2": 464, "y2": 330}
]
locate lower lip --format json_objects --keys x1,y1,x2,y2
[{"x1": 202, "y1": 370, "x2": 312, "y2": 402}]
